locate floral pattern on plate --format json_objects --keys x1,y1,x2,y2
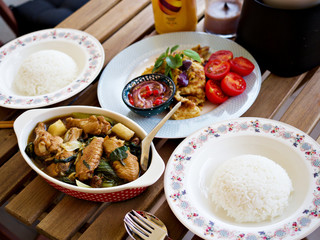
[
  {"x1": 0, "y1": 28, "x2": 104, "y2": 109},
  {"x1": 165, "y1": 117, "x2": 320, "y2": 240}
]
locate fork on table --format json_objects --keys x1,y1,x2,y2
[{"x1": 124, "y1": 210, "x2": 172, "y2": 240}]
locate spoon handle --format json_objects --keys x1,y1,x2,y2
[{"x1": 140, "y1": 101, "x2": 181, "y2": 171}]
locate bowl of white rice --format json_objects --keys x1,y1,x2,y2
[
  {"x1": 14, "y1": 49, "x2": 79, "y2": 96},
  {"x1": 0, "y1": 28, "x2": 105, "y2": 109},
  {"x1": 164, "y1": 117, "x2": 320, "y2": 240}
]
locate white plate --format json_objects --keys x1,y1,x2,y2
[
  {"x1": 97, "y1": 32, "x2": 261, "y2": 139},
  {"x1": 164, "y1": 117, "x2": 320, "y2": 240},
  {"x1": 0, "y1": 28, "x2": 104, "y2": 109}
]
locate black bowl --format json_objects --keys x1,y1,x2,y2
[{"x1": 122, "y1": 74, "x2": 176, "y2": 117}]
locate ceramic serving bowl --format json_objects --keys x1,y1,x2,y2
[
  {"x1": 122, "y1": 73, "x2": 176, "y2": 117},
  {"x1": 14, "y1": 106, "x2": 165, "y2": 202}
]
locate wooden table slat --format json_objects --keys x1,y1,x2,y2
[
  {"x1": 0, "y1": 152, "x2": 33, "y2": 205},
  {"x1": 5, "y1": 176, "x2": 59, "y2": 225},
  {"x1": 280, "y1": 67, "x2": 320, "y2": 133},
  {"x1": 101, "y1": 4, "x2": 155, "y2": 65},
  {"x1": 85, "y1": 0, "x2": 151, "y2": 43},
  {"x1": 56, "y1": 0, "x2": 121, "y2": 31},
  {"x1": 36, "y1": 196, "x2": 100, "y2": 240},
  {"x1": 154, "y1": 200, "x2": 190, "y2": 239},
  {"x1": 0, "y1": 129, "x2": 19, "y2": 165},
  {"x1": 243, "y1": 73, "x2": 306, "y2": 119}
]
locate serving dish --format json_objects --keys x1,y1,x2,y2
[
  {"x1": 97, "y1": 32, "x2": 261, "y2": 138},
  {"x1": 164, "y1": 117, "x2": 320, "y2": 239},
  {"x1": 0, "y1": 28, "x2": 105, "y2": 109},
  {"x1": 14, "y1": 106, "x2": 165, "y2": 202}
]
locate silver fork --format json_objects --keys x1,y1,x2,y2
[{"x1": 124, "y1": 210, "x2": 172, "y2": 240}]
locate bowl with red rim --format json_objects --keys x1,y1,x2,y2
[
  {"x1": 14, "y1": 105, "x2": 165, "y2": 202},
  {"x1": 122, "y1": 73, "x2": 176, "y2": 117}
]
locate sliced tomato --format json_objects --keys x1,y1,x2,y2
[
  {"x1": 204, "y1": 59, "x2": 230, "y2": 80},
  {"x1": 205, "y1": 80, "x2": 229, "y2": 104},
  {"x1": 229, "y1": 56, "x2": 255, "y2": 76},
  {"x1": 221, "y1": 72, "x2": 246, "y2": 96},
  {"x1": 209, "y1": 50, "x2": 233, "y2": 62}
]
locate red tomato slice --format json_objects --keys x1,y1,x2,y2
[
  {"x1": 205, "y1": 80, "x2": 229, "y2": 104},
  {"x1": 204, "y1": 59, "x2": 230, "y2": 80},
  {"x1": 209, "y1": 50, "x2": 233, "y2": 62},
  {"x1": 221, "y1": 72, "x2": 246, "y2": 96},
  {"x1": 229, "y1": 56, "x2": 255, "y2": 76}
]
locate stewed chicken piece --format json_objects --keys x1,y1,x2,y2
[
  {"x1": 33, "y1": 122, "x2": 63, "y2": 158},
  {"x1": 66, "y1": 115, "x2": 111, "y2": 136},
  {"x1": 103, "y1": 136, "x2": 139, "y2": 182},
  {"x1": 112, "y1": 152, "x2": 139, "y2": 182},
  {"x1": 76, "y1": 137, "x2": 104, "y2": 181},
  {"x1": 103, "y1": 136, "x2": 125, "y2": 157},
  {"x1": 46, "y1": 127, "x2": 83, "y2": 177}
]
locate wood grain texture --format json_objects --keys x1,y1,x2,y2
[
  {"x1": 280, "y1": 67, "x2": 320, "y2": 134},
  {"x1": 56, "y1": 0, "x2": 121, "y2": 30},
  {"x1": 0, "y1": 152, "x2": 33, "y2": 205},
  {"x1": 5, "y1": 176, "x2": 59, "y2": 225},
  {"x1": 243, "y1": 73, "x2": 306, "y2": 118},
  {"x1": 37, "y1": 195, "x2": 100, "y2": 240},
  {"x1": 0, "y1": 129, "x2": 18, "y2": 165},
  {"x1": 86, "y1": 0, "x2": 150, "y2": 43},
  {"x1": 101, "y1": 4, "x2": 155, "y2": 65}
]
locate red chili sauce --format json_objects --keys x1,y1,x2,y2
[{"x1": 128, "y1": 80, "x2": 171, "y2": 108}]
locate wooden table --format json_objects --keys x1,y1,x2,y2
[{"x1": 1, "y1": 0, "x2": 320, "y2": 239}]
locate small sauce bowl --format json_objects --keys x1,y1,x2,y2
[{"x1": 122, "y1": 74, "x2": 176, "y2": 117}]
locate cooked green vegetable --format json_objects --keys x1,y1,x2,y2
[
  {"x1": 110, "y1": 146, "x2": 128, "y2": 165},
  {"x1": 25, "y1": 142, "x2": 35, "y2": 158},
  {"x1": 152, "y1": 45, "x2": 201, "y2": 78}
]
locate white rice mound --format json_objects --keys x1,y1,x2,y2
[
  {"x1": 209, "y1": 154, "x2": 293, "y2": 223},
  {"x1": 14, "y1": 50, "x2": 78, "y2": 96}
]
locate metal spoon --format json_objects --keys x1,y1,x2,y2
[
  {"x1": 140, "y1": 101, "x2": 181, "y2": 171},
  {"x1": 124, "y1": 210, "x2": 172, "y2": 240}
]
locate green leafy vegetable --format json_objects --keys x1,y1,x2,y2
[
  {"x1": 25, "y1": 142, "x2": 35, "y2": 158},
  {"x1": 54, "y1": 154, "x2": 77, "y2": 163},
  {"x1": 110, "y1": 146, "x2": 128, "y2": 165},
  {"x1": 59, "y1": 177, "x2": 76, "y2": 185},
  {"x1": 83, "y1": 160, "x2": 91, "y2": 170},
  {"x1": 152, "y1": 45, "x2": 201, "y2": 78},
  {"x1": 96, "y1": 160, "x2": 118, "y2": 178}
]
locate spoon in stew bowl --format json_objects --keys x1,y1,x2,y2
[{"x1": 140, "y1": 101, "x2": 181, "y2": 171}]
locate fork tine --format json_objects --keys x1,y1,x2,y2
[
  {"x1": 124, "y1": 214, "x2": 148, "y2": 239},
  {"x1": 132, "y1": 210, "x2": 160, "y2": 229},
  {"x1": 128, "y1": 211, "x2": 154, "y2": 232}
]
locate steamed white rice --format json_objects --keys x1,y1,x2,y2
[
  {"x1": 209, "y1": 154, "x2": 293, "y2": 223},
  {"x1": 14, "y1": 50, "x2": 78, "y2": 96}
]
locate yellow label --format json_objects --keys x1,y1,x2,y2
[{"x1": 158, "y1": 0, "x2": 182, "y2": 15}]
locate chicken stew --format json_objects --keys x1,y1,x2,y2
[{"x1": 25, "y1": 113, "x2": 142, "y2": 188}]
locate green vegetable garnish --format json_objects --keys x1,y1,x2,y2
[
  {"x1": 152, "y1": 45, "x2": 201, "y2": 78},
  {"x1": 110, "y1": 146, "x2": 128, "y2": 166}
]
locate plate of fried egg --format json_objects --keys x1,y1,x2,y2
[{"x1": 97, "y1": 32, "x2": 261, "y2": 138}]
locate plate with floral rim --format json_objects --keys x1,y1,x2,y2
[
  {"x1": 164, "y1": 117, "x2": 320, "y2": 240},
  {"x1": 0, "y1": 28, "x2": 104, "y2": 109}
]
